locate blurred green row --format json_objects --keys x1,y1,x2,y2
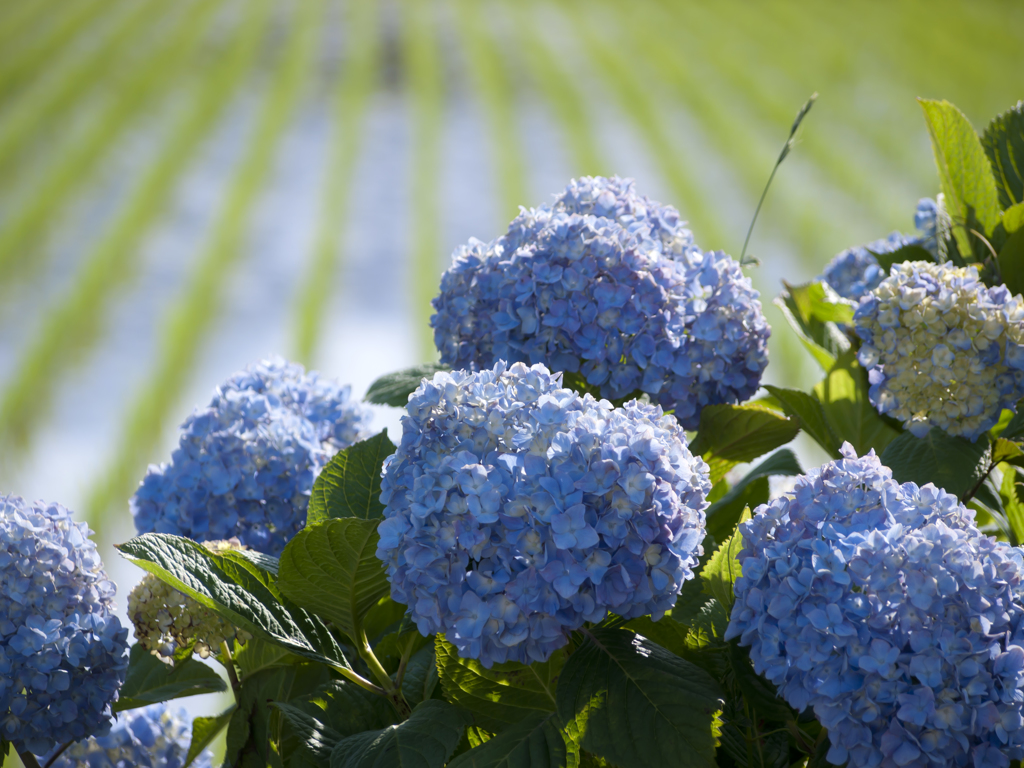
[{"x1": 0, "y1": 0, "x2": 1021, "y2": 541}]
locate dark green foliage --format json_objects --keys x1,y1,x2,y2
[
  {"x1": 763, "y1": 385, "x2": 840, "y2": 457},
  {"x1": 447, "y1": 713, "x2": 572, "y2": 768},
  {"x1": 690, "y1": 403, "x2": 799, "y2": 484},
  {"x1": 881, "y1": 429, "x2": 992, "y2": 500},
  {"x1": 435, "y1": 636, "x2": 562, "y2": 732},
  {"x1": 704, "y1": 450, "x2": 802, "y2": 544},
  {"x1": 114, "y1": 643, "x2": 226, "y2": 712},
  {"x1": 330, "y1": 700, "x2": 472, "y2": 768},
  {"x1": 983, "y1": 100, "x2": 1024, "y2": 209},
  {"x1": 307, "y1": 430, "x2": 397, "y2": 526},
  {"x1": 556, "y1": 628, "x2": 723, "y2": 768},
  {"x1": 278, "y1": 518, "x2": 390, "y2": 642},
  {"x1": 365, "y1": 364, "x2": 451, "y2": 407},
  {"x1": 814, "y1": 350, "x2": 900, "y2": 457},
  {"x1": 117, "y1": 533, "x2": 353, "y2": 670}
]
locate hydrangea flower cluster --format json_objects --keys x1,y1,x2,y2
[
  {"x1": 130, "y1": 357, "x2": 372, "y2": 554},
  {"x1": 728, "y1": 445, "x2": 1024, "y2": 768},
  {"x1": 376, "y1": 362, "x2": 711, "y2": 667},
  {"x1": 0, "y1": 496, "x2": 129, "y2": 755},
  {"x1": 128, "y1": 539, "x2": 253, "y2": 660},
  {"x1": 821, "y1": 198, "x2": 941, "y2": 301},
  {"x1": 431, "y1": 176, "x2": 770, "y2": 430},
  {"x1": 854, "y1": 261, "x2": 1024, "y2": 440},
  {"x1": 42, "y1": 702, "x2": 213, "y2": 768}
]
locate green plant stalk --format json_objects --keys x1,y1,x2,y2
[
  {"x1": 220, "y1": 641, "x2": 242, "y2": 696},
  {"x1": 84, "y1": 0, "x2": 323, "y2": 524},
  {"x1": 355, "y1": 626, "x2": 411, "y2": 719},
  {"x1": 0, "y1": 0, "x2": 226, "y2": 285},
  {"x1": 555, "y1": 0, "x2": 728, "y2": 249},
  {"x1": 503, "y1": 0, "x2": 604, "y2": 176},
  {"x1": 291, "y1": 0, "x2": 380, "y2": 365},
  {"x1": 394, "y1": 632, "x2": 419, "y2": 689},
  {"x1": 356, "y1": 627, "x2": 398, "y2": 694},
  {"x1": 610, "y1": 0, "x2": 863, "y2": 260},
  {"x1": 0, "y1": 0, "x2": 271, "y2": 466},
  {"x1": 653, "y1": 0, "x2": 923, "y2": 225},
  {"x1": 669, "y1": 0, "x2": 928, "y2": 191},
  {"x1": 400, "y1": 0, "x2": 444, "y2": 359},
  {"x1": 452, "y1": 0, "x2": 526, "y2": 223},
  {"x1": 740, "y1": 93, "x2": 817, "y2": 264},
  {"x1": 0, "y1": 0, "x2": 171, "y2": 181}
]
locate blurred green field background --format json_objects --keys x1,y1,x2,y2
[{"x1": 0, "y1": 1, "x2": 1021, "y2": 762}]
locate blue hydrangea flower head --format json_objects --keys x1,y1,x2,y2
[
  {"x1": 821, "y1": 200, "x2": 943, "y2": 301},
  {"x1": 545, "y1": 175, "x2": 695, "y2": 257},
  {"x1": 0, "y1": 496, "x2": 129, "y2": 755},
  {"x1": 914, "y1": 197, "x2": 940, "y2": 255},
  {"x1": 130, "y1": 357, "x2": 373, "y2": 554},
  {"x1": 431, "y1": 177, "x2": 770, "y2": 430},
  {"x1": 854, "y1": 261, "x2": 1024, "y2": 440},
  {"x1": 41, "y1": 702, "x2": 213, "y2": 768},
  {"x1": 727, "y1": 444, "x2": 1024, "y2": 768},
  {"x1": 377, "y1": 361, "x2": 711, "y2": 666}
]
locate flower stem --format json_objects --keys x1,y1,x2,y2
[
  {"x1": 42, "y1": 743, "x2": 72, "y2": 768},
  {"x1": 739, "y1": 92, "x2": 817, "y2": 266},
  {"x1": 220, "y1": 641, "x2": 241, "y2": 696}
]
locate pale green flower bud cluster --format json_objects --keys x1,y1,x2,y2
[
  {"x1": 854, "y1": 261, "x2": 1024, "y2": 440},
  {"x1": 127, "y1": 539, "x2": 252, "y2": 661}
]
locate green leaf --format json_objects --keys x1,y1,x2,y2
[
  {"x1": 562, "y1": 371, "x2": 604, "y2": 400},
  {"x1": 880, "y1": 429, "x2": 991, "y2": 501},
  {"x1": 993, "y1": 437, "x2": 1024, "y2": 465},
  {"x1": 113, "y1": 643, "x2": 227, "y2": 712},
  {"x1": 866, "y1": 243, "x2": 936, "y2": 274},
  {"x1": 293, "y1": 679, "x2": 399, "y2": 738},
  {"x1": 447, "y1": 712, "x2": 571, "y2": 768},
  {"x1": 784, "y1": 280, "x2": 855, "y2": 326},
  {"x1": 116, "y1": 533, "x2": 352, "y2": 670},
  {"x1": 278, "y1": 517, "x2": 389, "y2": 642},
  {"x1": 185, "y1": 706, "x2": 235, "y2": 768},
  {"x1": 813, "y1": 349, "x2": 900, "y2": 457},
  {"x1": 401, "y1": 643, "x2": 440, "y2": 707},
  {"x1": 704, "y1": 449, "x2": 802, "y2": 545},
  {"x1": 620, "y1": 614, "x2": 689, "y2": 658},
  {"x1": 700, "y1": 512, "x2": 748, "y2": 612},
  {"x1": 920, "y1": 98, "x2": 1002, "y2": 254},
  {"x1": 273, "y1": 700, "x2": 342, "y2": 760},
  {"x1": 997, "y1": 405, "x2": 1024, "y2": 441},
  {"x1": 689, "y1": 404, "x2": 799, "y2": 485},
  {"x1": 725, "y1": 641, "x2": 793, "y2": 724},
  {"x1": 1004, "y1": 202, "x2": 1024, "y2": 234},
  {"x1": 982, "y1": 99, "x2": 1024, "y2": 209},
  {"x1": 556, "y1": 628, "x2": 723, "y2": 768},
  {"x1": 307, "y1": 430, "x2": 397, "y2": 526},
  {"x1": 1001, "y1": 466, "x2": 1024, "y2": 546},
  {"x1": 330, "y1": 699, "x2": 472, "y2": 768},
  {"x1": 233, "y1": 663, "x2": 331, "y2": 767},
  {"x1": 233, "y1": 637, "x2": 302, "y2": 682},
  {"x1": 773, "y1": 281, "x2": 854, "y2": 371},
  {"x1": 762, "y1": 385, "x2": 840, "y2": 458},
  {"x1": 436, "y1": 635, "x2": 562, "y2": 732},
  {"x1": 365, "y1": 364, "x2": 450, "y2": 407},
  {"x1": 998, "y1": 227, "x2": 1024, "y2": 298}
]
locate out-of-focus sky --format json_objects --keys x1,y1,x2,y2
[{"x1": 0, "y1": 0, "x2": 1021, "y2": 762}]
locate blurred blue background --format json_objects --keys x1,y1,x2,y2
[{"x1": 0, "y1": 0, "x2": 1021, "y2": 762}]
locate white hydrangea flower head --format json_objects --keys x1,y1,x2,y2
[
  {"x1": 854, "y1": 261, "x2": 1024, "y2": 440},
  {"x1": 127, "y1": 539, "x2": 252, "y2": 660}
]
